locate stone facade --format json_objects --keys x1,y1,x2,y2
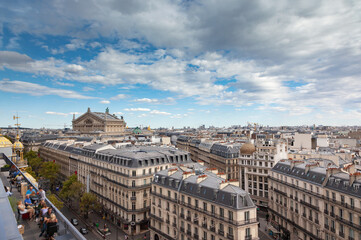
[
  {"x1": 39, "y1": 141, "x2": 191, "y2": 236},
  {"x1": 269, "y1": 159, "x2": 361, "y2": 240},
  {"x1": 72, "y1": 108, "x2": 126, "y2": 134},
  {"x1": 150, "y1": 163, "x2": 259, "y2": 240}
]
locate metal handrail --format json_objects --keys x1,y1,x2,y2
[{"x1": 3, "y1": 153, "x2": 86, "y2": 240}]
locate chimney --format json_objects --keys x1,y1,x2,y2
[
  {"x1": 219, "y1": 180, "x2": 229, "y2": 189},
  {"x1": 228, "y1": 179, "x2": 240, "y2": 187},
  {"x1": 349, "y1": 172, "x2": 361, "y2": 186},
  {"x1": 343, "y1": 163, "x2": 356, "y2": 174},
  {"x1": 305, "y1": 162, "x2": 319, "y2": 174},
  {"x1": 216, "y1": 172, "x2": 227, "y2": 180},
  {"x1": 323, "y1": 167, "x2": 342, "y2": 186},
  {"x1": 206, "y1": 168, "x2": 218, "y2": 174},
  {"x1": 168, "y1": 168, "x2": 178, "y2": 176},
  {"x1": 87, "y1": 107, "x2": 91, "y2": 113},
  {"x1": 182, "y1": 171, "x2": 195, "y2": 180},
  {"x1": 197, "y1": 174, "x2": 207, "y2": 183},
  {"x1": 290, "y1": 160, "x2": 305, "y2": 170}
]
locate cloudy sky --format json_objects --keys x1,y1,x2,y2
[{"x1": 1, "y1": 0, "x2": 361, "y2": 128}]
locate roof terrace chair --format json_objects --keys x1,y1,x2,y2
[{"x1": 46, "y1": 222, "x2": 58, "y2": 240}]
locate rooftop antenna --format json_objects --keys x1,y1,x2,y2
[{"x1": 13, "y1": 113, "x2": 21, "y2": 134}]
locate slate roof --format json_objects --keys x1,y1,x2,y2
[
  {"x1": 153, "y1": 165, "x2": 255, "y2": 210},
  {"x1": 43, "y1": 142, "x2": 191, "y2": 168},
  {"x1": 91, "y1": 112, "x2": 121, "y2": 120},
  {"x1": 272, "y1": 160, "x2": 361, "y2": 198},
  {"x1": 210, "y1": 143, "x2": 241, "y2": 158}
]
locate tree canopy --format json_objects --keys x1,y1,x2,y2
[{"x1": 80, "y1": 192, "x2": 100, "y2": 219}]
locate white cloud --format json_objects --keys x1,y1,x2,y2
[
  {"x1": 65, "y1": 39, "x2": 85, "y2": 50},
  {"x1": 113, "y1": 112, "x2": 123, "y2": 115},
  {"x1": 133, "y1": 97, "x2": 175, "y2": 104},
  {"x1": 45, "y1": 111, "x2": 68, "y2": 116},
  {"x1": 150, "y1": 110, "x2": 171, "y2": 115},
  {"x1": 110, "y1": 94, "x2": 127, "y2": 100},
  {"x1": 124, "y1": 108, "x2": 150, "y2": 112},
  {"x1": 55, "y1": 81, "x2": 74, "y2": 87},
  {"x1": 0, "y1": 79, "x2": 94, "y2": 99},
  {"x1": 82, "y1": 86, "x2": 95, "y2": 91},
  {"x1": 100, "y1": 100, "x2": 110, "y2": 104}
]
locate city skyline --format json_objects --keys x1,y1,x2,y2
[{"x1": 1, "y1": 1, "x2": 361, "y2": 128}]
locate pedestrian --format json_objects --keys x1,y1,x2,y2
[{"x1": 125, "y1": 234, "x2": 128, "y2": 240}]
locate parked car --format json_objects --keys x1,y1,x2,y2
[
  {"x1": 79, "y1": 227, "x2": 88, "y2": 235},
  {"x1": 71, "y1": 218, "x2": 79, "y2": 226}
]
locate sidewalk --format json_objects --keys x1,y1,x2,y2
[{"x1": 58, "y1": 195, "x2": 149, "y2": 240}]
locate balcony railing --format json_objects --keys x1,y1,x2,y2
[
  {"x1": 218, "y1": 230, "x2": 224, "y2": 236},
  {"x1": 245, "y1": 235, "x2": 252, "y2": 240},
  {"x1": 227, "y1": 234, "x2": 234, "y2": 240},
  {"x1": 2, "y1": 154, "x2": 86, "y2": 240}
]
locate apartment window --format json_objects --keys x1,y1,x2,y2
[
  {"x1": 339, "y1": 209, "x2": 343, "y2": 218},
  {"x1": 220, "y1": 208, "x2": 224, "y2": 217},
  {"x1": 229, "y1": 211, "x2": 233, "y2": 221},
  {"x1": 349, "y1": 228, "x2": 354, "y2": 239},
  {"x1": 339, "y1": 224, "x2": 344, "y2": 234},
  {"x1": 341, "y1": 195, "x2": 345, "y2": 204},
  {"x1": 326, "y1": 190, "x2": 329, "y2": 198},
  {"x1": 219, "y1": 223, "x2": 224, "y2": 232},
  {"x1": 132, "y1": 214, "x2": 136, "y2": 221},
  {"x1": 228, "y1": 227, "x2": 233, "y2": 236},
  {"x1": 132, "y1": 180, "x2": 135, "y2": 187},
  {"x1": 132, "y1": 202, "x2": 136, "y2": 210},
  {"x1": 195, "y1": 199, "x2": 198, "y2": 208},
  {"x1": 132, "y1": 191, "x2": 136, "y2": 197},
  {"x1": 160, "y1": 188, "x2": 162, "y2": 195},
  {"x1": 143, "y1": 169, "x2": 146, "y2": 175},
  {"x1": 132, "y1": 170, "x2": 136, "y2": 176},
  {"x1": 245, "y1": 211, "x2": 250, "y2": 221},
  {"x1": 211, "y1": 205, "x2": 215, "y2": 214},
  {"x1": 203, "y1": 202, "x2": 207, "y2": 211},
  {"x1": 203, "y1": 231, "x2": 207, "y2": 239},
  {"x1": 143, "y1": 201, "x2": 147, "y2": 208},
  {"x1": 349, "y1": 212, "x2": 353, "y2": 223},
  {"x1": 168, "y1": 190, "x2": 171, "y2": 198},
  {"x1": 182, "y1": 195, "x2": 185, "y2": 203},
  {"x1": 245, "y1": 228, "x2": 251, "y2": 237},
  {"x1": 332, "y1": 192, "x2": 336, "y2": 201},
  {"x1": 350, "y1": 198, "x2": 354, "y2": 208},
  {"x1": 149, "y1": 168, "x2": 152, "y2": 174},
  {"x1": 174, "y1": 193, "x2": 177, "y2": 200},
  {"x1": 188, "y1": 197, "x2": 191, "y2": 205}
]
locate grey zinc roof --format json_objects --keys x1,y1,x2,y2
[
  {"x1": 43, "y1": 143, "x2": 191, "y2": 168},
  {"x1": 91, "y1": 112, "x2": 121, "y2": 120},
  {"x1": 153, "y1": 166, "x2": 255, "y2": 210},
  {"x1": 272, "y1": 161, "x2": 361, "y2": 198},
  {"x1": 272, "y1": 161, "x2": 326, "y2": 185}
]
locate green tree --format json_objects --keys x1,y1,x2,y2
[
  {"x1": 28, "y1": 157, "x2": 43, "y2": 174},
  {"x1": 24, "y1": 150, "x2": 37, "y2": 160},
  {"x1": 39, "y1": 161, "x2": 60, "y2": 188},
  {"x1": 25, "y1": 166, "x2": 37, "y2": 179},
  {"x1": 60, "y1": 174, "x2": 83, "y2": 207},
  {"x1": 47, "y1": 194, "x2": 64, "y2": 210},
  {"x1": 80, "y1": 192, "x2": 100, "y2": 219}
]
